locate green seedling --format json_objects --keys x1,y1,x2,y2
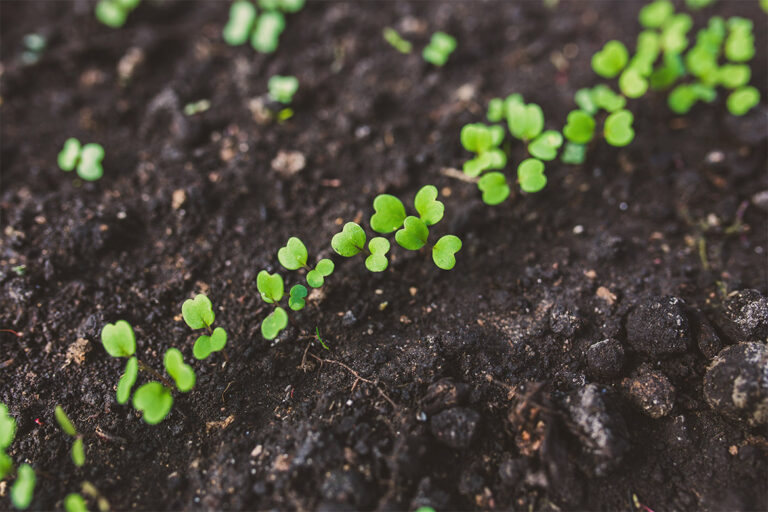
[
  {"x1": 261, "y1": 307, "x2": 288, "y2": 340},
  {"x1": 289, "y1": 284, "x2": 308, "y2": 310},
  {"x1": 639, "y1": 0, "x2": 673, "y2": 29},
  {"x1": 432, "y1": 235, "x2": 462, "y2": 270},
  {"x1": 603, "y1": 109, "x2": 635, "y2": 146},
  {"x1": 101, "y1": 320, "x2": 136, "y2": 357},
  {"x1": 414, "y1": 185, "x2": 445, "y2": 226},
  {"x1": 314, "y1": 327, "x2": 329, "y2": 350},
  {"x1": 685, "y1": 0, "x2": 716, "y2": 9},
  {"x1": 95, "y1": 0, "x2": 140, "y2": 28},
  {"x1": 487, "y1": 97, "x2": 505, "y2": 122},
  {"x1": 278, "y1": 237, "x2": 308, "y2": 269},
  {"x1": 182, "y1": 294, "x2": 228, "y2": 360},
  {"x1": 628, "y1": 31, "x2": 660, "y2": 76},
  {"x1": 371, "y1": 195, "x2": 407, "y2": 233},
  {"x1": 422, "y1": 31, "x2": 456, "y2": 67},
  {"x1": 183, "y1": 99, "x2": 211, "y2": 116},
  {"x1": 591, "y1": 40, "x2": 628, "y2": 78},
  {"x1": 117, "y1": 357, "x2": 138, "y2": 404},
  {"x1": 268, "y1": 75, "x2": 299, "y2": 104},
  {"x1": 383, "y1": 27, "x2": 412, "y2": 54},
  {"x1": 21, "y1": 33, "x2": 46, "y2": 65},
  {"x1": 54, "y1": 406, "x2": 85, "y2": 468},
  {"x1": 727, "y1": 86, "x2": 760, "y2": 116},
  {"x1": 258, "y1": 0, "x2": 305, "y2": 11},
  {"x1": 395, "y1": 216, "x2": 429, "y2": 251},
  {"x1": 527, "y1": 130, "x2": 563, "y2": 161},
  {"x1": 563, "y1": 110, "x2": 596, "y2": 144},
  {"x1": 619, "y1": 68, "x2": 649, "y2": 98},
  {"x1": 57, "y1": 138, "x2": 105, "y2": 181},
  {"x1": 717, "y1": 64, "x2": 750, "y2": 89},
  {"x1": 1, "y1": 405, "x2": 35, "y2": 510},
  {"x1": 517, "y1": 158, "x2": 547, "y2": 193},
  {"x1": 460, "y1": 123, "x2": 506, "y2": 177},
  {"x1": 591, "y1": 84, "x2": 626, "y2": 112},
  {"x1": 132, "y1": 382, "x2": 173, "y2": 425},
  {"x1": 365, "y1": 237, "x2": 390, "y2": 272},
  {"x1": 332, "y1": 222, "x2": 366, "y2": 257},
  {"x1": 650, "y1": 52, "x2": 685, "y2": 90},
  {"x1": 477, "y1": 172, "x2": 510, "y2": 205},
  {"x1": 223, "y1": 0, "x2": 257, "y2": 45},
  {"x1": 307, "y1": 259, "x2": 334, "y2": 288},
  {"x1": 258, "y1": 271, "x2": 285, "y2": 303},
  {"x1": 163, "y1": 349, "x2": 196, "y2": 392},
  {"x1": 667, "y1": 83, "x2": 715, "y2": 114},
  {"x1": 11, "y1": 464, "x2": 36, "y2": 510},
  {"x1": 1, "y1": 403, "x2": 17, "y2": 480},
  {"x1": 506, "y1": 100, "x2": 544, "y2": 141},
  {"x1": 252, "y1": 11, "x2": 285, "y2": 53},
  {"x1": 64, "y1": 494, "x2": 88, "y2": 512},
  {"x1": 561, "y1": 142, "x2": 587, "y2": 165},
  {"x1": 660, "y1": 14, "x2": 692, "y2": 55}
]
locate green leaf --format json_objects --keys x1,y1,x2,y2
[
  {"x1": 0, "y1": 403, "x2": 17, "y2": 450},
  {"x1": 727, "y1": 86, "x2": 760, "y2": 116},
  {"x1": 506, "y1": 102, "x2": 544, "y2": 141},
  {"x1": 395, "y1": 216, "x2": 429, "y2": 251},
  {"x1": 307, "y1": 259, "x2": 334, "y2": 288},
  {"x1": 487, "y1": 98, "x2": 505, "y2": 122},
  {"x1": 517, "y1": 158, "x2": 547, "y2": 193},
  {"x1": 101, "y1": 320, "x2": 136, "y2": 358},
  {"x1": 619, "y1": 68, "x2": 649, "y2": 98},
  {"x1": 132, "y1": 382, "x2": 173, "y2": 425},
  {"x1": 11, "y1": 463, "x2": 36, "y2": 509},
  {"x1": 257, "y1": 270, "x2": 284, "y2": 303},
  {"x1": 277, "y1": 0, "x2": 305, "y2": 12},
  {"x1": 331, "y1": 222, "x2": 366, "y2": 257},
  {"x1": 370, "y1": 194, "x2": 406, "y2": 233},
  {"x1": 193, "y1": 328, "x2": 227, "y2": 360},
  {"x1": 289, "y1": 284, "x2": 308, "y2": 311},
  {"x1": 661, "y1": 14, "x2": 692, "y2": 55},
  {"x1": 724, "y1": 26, "x2": 754, "y2": 62},
  {"x1": 95, "y1": 0, "x2": 127, "y2": 28},
  {"x1": 222, "y1": 0, "x2": 257, "y2": 46},
  {"x1": 638, "y1": 0, "x2": 673, "y2": 28},
  {"x1": 383, "y1": 27, "x2": 412, "y2": 54},
  {"x1": 277, "y1": 237, "x2": 308, "y2": 270},
  {"x1": 116, "y1": 357, "x2": 138, "y2": 404},
  {"x1": 268, "y1": 75, "x2": 299, "y2": 104},
  {"x1": 422, "y1": 31, "x2": 456, "y2": 66},
  {"x1": 591, "y1": 85, "x2": 626, "y2": 112},
  {"x1": 574, "y1": 88, "x2": 597, "y2": 115},
  {"x1": 591, "y1": 40, "x2": 628, "y2": 78},
  {"x1": 164, "y1": 348, "x2": 196, "y2": 392},
  {"x1": 261, "y1": 307, "x2": 288, "y2": 340},
  {"x1": 717, "y1": 64, "x2": 750, "y2": 89},
  {"x1": 477, "y1": 172, "x2": 510, "y2": 205},
  {"x1": 463, "y1": 154, "x2": 492, "y2": 177},
  {"x1": 71, "y1": 438, "x2": 85, "y2": 467},
  {"x1": 432, "y1": 235, "x2": 462, "y2": 270},
  {"x1": 414, "y1": 185, "x2": 444, "y2": 226},
  {"x1": 58, "y1": 138, "x2": 81, "y2": 171},
  {"x1": 0, "y1": 452, "x2": 12, "y2": 480},
  {"x1": 604, "y1": 110, "x2": 635, "y2": 147},
  {"x1": 365, "y1": 237, "x2": 390, "y2": 272},
  {"x1": 650, "y1": 53, "x2": 685, "y2": 90},
  {"x1": 561, "y1": 142, "x2": 586, "y2": 165},
  {"x1": 182, "y1": 294, "x2": 215, "y2": 329},
  {"x1": 461, "y1": 124, "x2": 493, "y2": 153},
  {"x1": 562, "y1": 110, "x2": 595, "y2": 144},
  {"x1": 64, "y1": 493, "x2": 89, "y2": 512},
  {"x1": 54, "y1": 406, "x2": 77, "y2": 437},
  {"x1": 76, "y1": 143, "x2": 104, "y2": 181},
  {"x1": 527, "y1": 130, "x2": 563, "y2": 161},
  {"x1": 251, "y1": 10, "x2": 285, "y2": 53}
]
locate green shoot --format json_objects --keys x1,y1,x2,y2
[
  {"x1": 1, "y1": 403, "x2": 17, "y2": 453},
  {"x1": 517, "y1": 158, "x2": 547, "y2": 193},
  {"x1": 183, "y1": 294, "x2": 227, "y2": 360},
  {"x1": 563, "y1": 110, "x2": 596, "y2": 144},
  {"x1": 422, "y1": 31, "x2": 456, "y2": 67},
  {"x1": 639, "y1": 0, "x2": 673, "y2": 29},
  {"x1": 278, "y1": 237, "x2": 308, "y2": 270},
  {"x1": 460, "y1": 123, "x2": 506, "y2": 177},
  {"x1": 101, "y1": 320, "x2": 136, "y2": 358},
  {"x1": 306, "y1": 259, "x2": 334, "y2": 288},
  {"x1": 193, "y1": 328, "x2": 227, "y2": 360},
  {"x1": 251, "y1": 11, "x2": 285, "y2": 53},
  {"x1": 331, "y1": 222, "x2": 366, "y2": 257},
  {"x1": 223, "y1": 1, "x2": 257, "y2": 45},
  {"x1": 717, "y1": 64, "x2": 750, "y2": 89},
  {"x1": 727, "y1": 86, "x2": 760, "y2": 116},
  {"x1": 724, "y1": 17, "x2": 754, "y2": 62},
  {"x1": 54, "y1": 406, "x2": 76, "y2": 436},
  {"x1": 54, "y1": 406, "x2": 85, "y2": 468},
  {"x1": 57, "y1": 139, "x2": 105, "y2": 181},
  {"x1": 314, "y1": 327, "x2": 329, "y2": 350},
  {"x1": 365, "y1": 237, "x2": 390, "y2": 272},
  {"x1": 506, "y1": 99, "x2": 544, "y2": 141},
  {"x1": 132, "y1": 382, "x2": 173, "y2": 425},
  {"x1": 591, "y1": 85, "x2": 626, "y2": 112},
  {"x1": 257, "y1": 271, "x2": 285, "y2": 303},
  {"x1": 163, "y1": 349, "x2": 196, "y2": 392},
  {"x1": 261, "y1": 307, "x2": 288, "y2": 340},
  {"x1": 561, "y1": 142, "x2": 587, "y2": 165},
  {"x1": 370, "y1": 195, "x2": 406, "y2": 233},
  {"x1": 117, "y1": 357, "x2": 138, "y2": 404},
  {"x1": 414, "y1": 185, "x2": 445, "y2": 226},
  {"x1": 64, "y1": 494, "x2": 88, "y2": 512},
  {"x1": 661, "y1": 14, "x2": 692, "y2": 55},
  {"x1": 487, "y1": 98, "x2": 505, "y2": 122},
  {"x1": 527, "y1": 130, "x2": 563, "y2": 161},
  {"x1": 667, "y1": 83, "x2": 715, "y2": 114},
  {"x1": 432, "y1": 235, "x2": 462, "y2": 270},
  {"x1": 268, "y1": 75, "x2": 299, "y2": 104},
  {"x1": 603, "y1": 109, "x2": 635, "y2": 146},
  {"x1": 383, "y1": 27, "x2": 412, "y2": 54},
  {"x1": 95, "y1": 0, "x2": 140, "y2": 28},
  {"x1": 11, "y1": 463, "x2": 36, "y2": 510},
  {"x1": 477, "y1": 172, "x2": 510, "y2": 205},
  {"x1": 395, "y1": 216, "x2": 428, "y2": 251},
  {"x1": 591, "y1": 40, "x2": 628, "y2": 78},
  {"x1": 288, "y1": 284, "x2": 308, "y2": 311},
  {"x1": 619, "y1": 68, "x2": 649, "y2": 98}
]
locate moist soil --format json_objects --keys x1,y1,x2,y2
[{"x1": 1, "y1": 1, "x2": 767, "y2": 510}]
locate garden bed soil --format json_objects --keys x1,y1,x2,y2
[{"x1": 1, "y1": 0, "x2": 767, "y2": 510}]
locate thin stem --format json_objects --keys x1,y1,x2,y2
[{"x1": 136, "y1": 359, "x2": 173, "y2": 388}]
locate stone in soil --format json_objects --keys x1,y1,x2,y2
[
  {"x1": 626, "y1": 296, "x2": 691, "y2": 355},
  {"x1": 430, "y1": 407, "x2": 480, "y2": 449},
  {"x1": 703, "y1": 342, "x2": 768, "y2": 427},
  {"x1": 420, "y1": 378, "x2": 469, "y2": 414},
  {"x1": 586, "y1": 338, "x2": 625, "y2": 380},
  {"x1": 719, "y1": 289, "x2": 768, "y2": 342},
  {"x1": 622, "y1": 367, "x2": 675, "y2": 419}
]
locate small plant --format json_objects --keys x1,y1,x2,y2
[
  {"x1": 182, "y1": 294, "x2": 228, "y2": 360},
  {"x1": 422, "y1": 31, "x2": 456, "y2": 67},
  {"x1": 591, "y1": 40, "x2": 629, "y2": 78},
  {"x1": 222, "y1": 0, "x2": 304, "y2": 53},
  {"x1": 54, "y1": 406, "x2": 85, "y2": 468},
  {"x1": 460, "y1": 123, "x2": 506, "y2": 177},
  {"x1": 252, "y1": 11, "x2": 286, "y2": 53},
  {"x1": 268, "y1": 75, "x2": 299, "y2": 104},
  {"x1": 1, "y1": 403, "x2": 36, "y2": 509},
  {"x1": 222, "y1": 0, "x2": 257, "y2": 45},
  {"x1": 95, "y1": 0, "x2": 140, "y2": 28},
  {"x1": 20, "y1": 33, "x2": 46, "y2": 66},
  {"x1": 57, "y1": 138, "x2": 105, "y2": 181},
  {"x1": 383, "y1": 27, "x2": 412, "y2": 54}
]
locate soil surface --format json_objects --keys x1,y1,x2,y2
[{"x1": 1, "y1": 1, "x2": 767, "y2": 510}]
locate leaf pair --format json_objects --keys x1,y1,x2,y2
[
  {"x1": 95, "y1": 0, "x2": 140, "y2": 28},
  {"x1": 422, "y1": 31, "x2": 457, "y2": 67},
  {"x1": 603, "y1": 110, "x2": 635, "y2": 147},
  {"x1": 268, "y1": 75, "x2": 299, "y2": 104},
  {"x1": 183, "y1": 294, "x2": 228, "y2": 360},
  {"x1": 460, "y1": 124, "x2": 506, "y2": 177},
  {"x1": 54, "y1": 406, "x2": 85, "y2": 468},
  {"x1": 371, "y1": 185, "x2": 445, "y2": 233},
  {"x1": 57, "y1": 138, "x2": 104, "y2": 181},
  {"x1": 332, "y1": 222, "x2": 392, "y2": 272},
  {"x1": 507, "y1": 98, "x2": 544, "y2": 141},
  {"x1": 222, "y1": 1, "x2": 286, "y2": 53},
  {"x1": 278, "y1": 237, "x2": 335, "y2": 288}
]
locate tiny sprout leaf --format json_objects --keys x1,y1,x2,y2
[
  {"x1": 261, "y1": 307, "x2": 289, "y2": 340},
  {"x1": 463, "y1": 154, "x2": 492, "y2": 178},
  {"x1": 477, "y1": 172, "x2": 510, "y2": 206},
  {"x1": 0, "y1": 403, "x2": 17, "y2": 449},
  {"x1": 507, "y1": 102, "x2": 544, "y2": 141},
  {"x1": 77, "y1": 143, "x2": 104, "y2": 181},
  {"x1": 619, "y1": 68, "x2": 649, "y2": 98},
  {"x1": 487, "y1": 98, "x2": 505, "y2": 122},
  {"x1": 64, "y1": 493, "x2": 88, "y2": 512},
  {"x1": 414, "y1": 185, "x2": 444, "y2": 226},
  {"x1": 660, "y1": 14, "x2": 692, "y2": 55},
  {"x1": 591, "y1": 85, "x2": 626, "y2": 112},
  {"x1": 527, "y1": 130, "x2": 563, "y2": 161},
  {"x1": 422, "y1": 31, "x2": 456, "y2": 67},
  {"x1": 257, "y1": 270, "x2": 285, "y2": 303},
  {"x1": 591, "y1": 40, "x2": 628, "y2": 78},
  {"x1": 727, "y1": 86, "x2": 760, "y2": 116},
  {"x1": 561, "y1": 142, "x2": 587, "y2": 165},
  {"x1": 277, "y1": 237, "x2": 308, "y2": 270},
  {"x1": 182, "y1": 294, "x2": 215, "y2": 329},
  {"x1": 365, "y1": 237, "x2": 390, "y2": 272},
  {"x1": 116, "y1": 357, "x2": 138, "y2": 404},
  {"x1": 395, "y1": 216, "x2": 429, "y2": 251},
  {"x1": 268, "y1": 75, "x2": 299, "y2": 104},
  {"x1": 95, "y1": 0, "x2": 127, "y2": 28},
  {"x1": 432, "y1": 235, "x2": 462, "y2": 270},
  {"x1": 193, "y1": 328, "x2": 227, "y2": 360},
  {"x1": 54, "y1": 406, "x2": 77, "y2": 437},
  {"x1": 0, "y1": 453, "x2": 12, "y2": 480},
  {"x1": 132, "y1": 382, "x2": 173, "y2": 425},
  {"x1": 563, "y1": 110, "x2": 596, "y2": 144},
  {"x1": 251, "y1": 11, "x2": 285, "y2": 53},
  {"x1": 383, "y1": 27, "x2": 412, "y2": 54},
  {"x1": 639, "y1": 0, "x2": 673, "y2": 28},
  {"x1": 461, "y1": 123, "x2": 494, "y2": 153},
  {"x1": 517, "y1": 158, "x2": 547, "y2": 193},
  {"x1": 164, "y1": 348, "x2": 196, "y2": 392},
  {"x1": 289, "y1": 284, "x2": 308, "y2": 311},
  {"x1": 331, "y1": 222, "x2": 366, "y2": 257},
  {"x1": 370, "y1": 194, "x2": 407, "y2": 233},
  {"x1": 718, "y1": 64, "x2": 750, "y2": 89},
  {"x1": 58, "y1": 138, "x2": 81, "y2": 171},
  {"x1": 11, "y1": 463, "x2": 36, "y2": 509},
  {"x1": 604, "y1": 110, "x2": 635, "y2": 147},
  {"x1": 101, "y1": 320, "x2": 136, "y2": 358},
  {"x1": 71, "y1": 438, "x2": 85, "y2": 468},
  {"x1": 307, "y1": 258, "x2": 334, "y2": 288},
  {"x1": 574, "y1": 88, "x2": 597, "y2": 115},
  {"x1": 222, "y1": 0, "x2": 257, "y2": 46}
]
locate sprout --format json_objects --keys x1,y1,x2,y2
[
  {"x1": 477, "y1": 172, "x2": 510, "y2": 205},
  {"x1": 650, "y1": 52, "x2": 685, "y2": 89},
  {"x1": 587, "y1": 84, "x2": 626, "y2": 113},
  {"x1": 487, "y1": 97, "x2": 505, "y2": 122},
  {"x1": 251, "y1": 11, "x2": 285, "y2": 53},
  {"x1": 0, "y1": 403, "x2": 17, "y2": 452},
  {"x1": 268, "y1": 75, "x2": 299, "y2": 104},
  {"x1": 527, "y1": 130, "x2": 563, "y2": 161},
  {"x1": 370, "y1": 195, "x2": 407, "y2": 233},
  {"x1": 261, "y1": 307, "x2": 288, "y2": 340},
  {"x1": 460, "y1": 123, "x2": 506, "y2": 177},
  {"x1": 306, "y1": 259, "x2": 334, "y2": 288},
  {"x1": 660, "y1": 14, "x2": 692, "y2": 55},
  {"x1": 95, "y1": 0, "x2": 139, "y2": 28},
  {"x1": 517, "y1": 158, "x2": 547, "y2": 193},
  {"x1": 278, "y1": 237, "x2": 308, "y2": 269},
  {"x1": 64, "y1": 494, "x2": 88, "y2": 512},
  {"x1": 717, "y1": 64, "x2": 750, "y2": 89},
  {"x1": 618, "y1": 68, "x2": 649, "y2": 98},
  {"x1": 331, "y1": 222, "x2": 367, "y2": 257},
  {"x1": 54, "y1": 406, "x2": 85, "y2": 468},
  {"x1": 101, "y1": 320, "x2": 136, "y2": 358},
  {"x1": 395, "y1": 216, "x2": 429, "y2": 251},
  {"x1": 685, "y1": 0, "x2": 716, "y2": 9},
  {"x1": 132, "y1": 382, "x2": 173, "y2": 425},
  {"x1": 591, "y1": 40, "x2": 628, "y2": 78},
  {"x1": 383, "y1": 27, "x2": 412, "y2": 54},
  {"x1": 422, "y1": 31, "x2": 456, "y2": 67},
  {"x1": 57, "y1": 139, "x2": 104, "y2": 181},
  {"x1": 432, "y1": 235, "x2": 462, "y2": 270},
  {"x1": 182, "y1": 294, "x2": 228, "y2": 360},
  {"x1": 603, "y1": 110, "x2": 635, "y2": 147},
  {"x1": 724, "y1": 18, "x2": 754, "y2": 62},
  {"x1": 365, "y1": 238, "x2": 390, "y2": 272},
  {"x1": 11, "y1": 463, "x2": 35, "y2": 510},
  {"x1": 116, "y1": 357, "x2": 138, "y2": 404},
  {"x1": 667, "y1": 83, "x2": 715, "y2": 114},
  {"x1": 639, "y1": 0, "x2": 673, "y2": 29},
  {"x1": 563, "y1": 110, "x2": 596, "y2": 144},
  {"x1": 288, "y1": 284, "x2": 308, "y2": 311},
  {"x1": 163, "y1": 349, "x2": 196, "y2": 392},
  {"x1": 414, "y1": 185, "x2": 445, "y2": 226},
  {"x1": 257, "y1": 271, "x2": 284, "y2": 303},
  {"x1": 506, "y1": 100, "x2": 544, "y2": 141},
  {"x1": 727, "y1": 86, "x2": 760, "y2": 116},
  {"x1": 561, "y1": 142, "x2": 587, "y2": 165},
  {"x1": 222, "y1": 1, "x2": 257, "y2": 45}
]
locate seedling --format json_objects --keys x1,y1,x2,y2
[
  {"x1": 276, "y1": 237, "x2": 335, "y2": 288},
  {"x1": 667, "y1": 83, "x2": 715, "y2": 114},
  {"x1": 289, "y1": 284, "x2": 308, "y2": 310},
  {"x1": 64, "y1": 494, "x2": 88, "y2": 512},
  {"x1": 182, "y1": 294, "x2": 228, "y2": 360},
  {"x1": 517, "y1": 158, "x2": 547, "y2": 193},
  {"x1": 252, "y1": 11, "x2": 286, "y2": 53},
  {"x1": 395, "y1": 217, "x2": 429, "y2": 250},
  {"x1": 365, "y1": 237, "x2": 390, "y2": 272},
  {"x1": 724, "y1": 17, "x2": 754, "y2": 63},
  {"x1": 54, "y1": 406, "x2": 85, "y2": 468},
  {"x1": 591, "y1": 40, "x2": 629, "y2": 79},
  {"x1": 460, "y1": 123, "x2": 506, "y2": 177},
  {"x1": 21, "y1": 33, "x2": 46, "y2": 65},
  {"x1": 268, "y1": 75, "x2": 299, "y2": 104},
  {"x1": 383, "y1": 27, "x2": 412, "y2": 54},
  {"x1": 619, "y1": 68, "x2": 649, "y2": 98},
  {"x1": 95, "y1": 0, "x2": 140, "y2": 28},
  {"x1": 222, "y1": 0, "x2": 302, "y2": 52},
  {"x1": 639, "y1": 0, "x2": 673, "y2": 29},
  {"x1": 257, "y1": 271, "x2": 290, "y2": 339},
  {"x1": 603, "y1": 109, "x2": 635, "y2": 146},
  {"x1": 432, "y1": 235, "x2": 462, "y2": 270},
  {"x1": 506, "y1": 98, "x2": 544, "y2": 141},
  {"x1": 561, "y1": 142, "x2": 587, "y2": 165},
  {"x1": 57, "y1": 138, "x2": 105, "y2": 181},
  {"x1": 685, "y1": 0, "x2": 716, "y2": 9},
  {"x1": 422, "y1": 32, "x2": 456, "y2": 67},
  {"x1": 314, "y1": 327, "x2": 330, "y2": 350},
  {"x1": 1, "y1": 403, "x2": 35, "y2": 509},
  {"x1": 477, "y1": 172, "x2": 510, "y2": 205},
  {"x1": 727, "y1": 86, "x2": 760, "y2": 116},
  {"x1": 132, "y1": 382, "x2": 173, "y2": 425},
  {"x1": 12, "y1": 464, "x2": 35, "y2": 510},
  {"x1": 223, "y1": 0, "x2": 257, "y2": 45},
  {"x1": 563, "y1": 110, "x2": 596, "y2": 144},
  {"x1": 164, "y1": 349, "x2": 196, "y2": 392},
  {"x1": 527, "y1": 130, "x2": 563, "y2": 161},
  {"x1": 184, "y1": 99, "x2": 212, "y2": 116}
]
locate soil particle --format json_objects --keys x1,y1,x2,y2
[
  {"x1": 320, "y1": 469, "x2": 374, "y2": 510},
  {"x1": 564, "y1": 384, "x2": 630, "y2": 477},
  {"x1": 420, "y1": 377, "x2": 469, "y2": 414},
  {"x1": 693, "y1": 316, "x2": 724, "y2": 360},
  {"x1": 720, "y1": 289, "x2": 768, "y2": 342},
  {"x1": 586, "y1": 338, "x2": 625, "y2": 380},
  {"x1": 703, "y1": 342, "x2": 768, "y2": 427},
  {"x1": 497, "y1": 457, "x2": 528, "y2": 486},
  {"x1": 622, "y1": 366, "x2": 675, "y2": 419},
  {"x1": 429, "y1": 407, "x2": 480, "y2": 449},
  {"x1": 626, "y1": 296, "x2": 691, "y2": 355}
]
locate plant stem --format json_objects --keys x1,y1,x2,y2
[{"x1": 136, "y1": 359, "x2": 173, "y2": 388}]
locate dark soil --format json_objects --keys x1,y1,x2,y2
[{"x1": 2, "y1": 1, "x2": 767, "y2": 510}]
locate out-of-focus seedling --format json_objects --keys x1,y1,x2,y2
[
  {"x1": 95, "y1": 0, "x2": 140, "y2": 28},
  {"x1": 252, "y1": 11, "x2": 285, "y2": 53},
  {"x1": 603, "y1": 109, "x2": 635, "y2": 146},
  {"x1": 57, "y1": 138, "x2": 104, "y2": 181},
  {"x1": 268, "y1": 75, "x2": 299, "y2": 104},
  {"x1": 422, "y1": 31, "x2": 456, "y2": 67},
  {"x1": 223, "y1": 0, "x2": 257, "y2": 45},
  {"x1": 727, "y1": 86, "x2": 760, "y2": 116},
  {"x1": 64, "y1": 493, "x2": 88, "y2": 512},
  {"x1": 182, "y1": 294, "x2": 228, "y2": 360},
  {"x1": 517, "y1": 158, "x2": 547, "y2": 193},
  {"x1": 1, "y1": 404, "x2": 36, "y2": 510},
  {"x1": 460, "y1": 123, "x2": 506, "y2": 177},
  {"x1": 383, "y1": 27, "x2": 412, "y2": 54},
  {"x1": 54, "y1": 406, "x2": 85, "y2": 468},
  {"x1": 222, "y1": 0, "x2": 304, "y2": 53},
  {"x1": 591, "y1": 40, "x2": 629, "y2": 78},
  {"x1": 132, "y1": 382, "x2": 173, "y2": 425},
  {"x1": 563, "y1": 110, "x2": 596, "y2": 145},
  {"x1": 506, "y1": 97, "x2": 545, "y2": 141},
  {"x1": 21, "y1": 34, "x2": 46, "y2": 65}
]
